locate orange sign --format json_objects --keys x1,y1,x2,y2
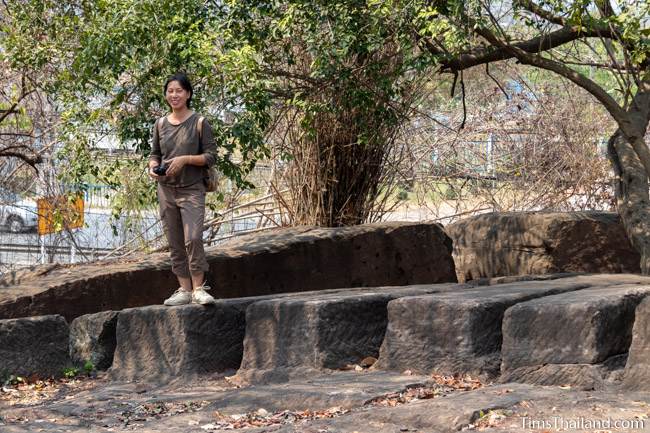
[{"x1": 37, "y1": 195, "x2": 84, "y2": 235}]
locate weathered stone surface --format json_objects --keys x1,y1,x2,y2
[
  {"x1": 623, "y1": 297, "x2": 650, "y2": 390},
  {"x1": 0, "y1": 315, "x2": 70, "y2": 378},
  {"x1": 241, "y1": 295, "x2": 388, "y2": 372},
  {"x1": 466, "y1": 272, "x2": 581, "y2": 287},
  {"x1": 69, "y1": 311, "x2": 119, "y2": 370},
  {"x1": 231, "y1": 382, "x2": 640, "y2": 433},
  {"x1": 499, "y1": 359, "x2": 627, "y2": 391},
  {"x1": 501, "y1": 285, "x2": 650, "y2": 387},
  {"x1": 206, "y1": 371, "x2": 438, "y2": 415},
  {"x1": 110, "y1": 301, "x2": 249, "y2": 382},
  {"x1": 2, "y1": 371, "x2": 646, "y2": 433},
  {"x1": 263, "y1": 384, "x2": 545, "y2": 433},
  {"x1": 0, "y1": 260, "x2": 179, "y2": 323},
  {"x1": 0, "y1": 221, "x2": 455, "y2": 321},
  {"x1": 238, "y1": 285, "x2": 457, "y2": 375},
  {"x1": 375, "y1": 278, "x2": 593, "y2": 378},
  {"x1": 207, "y1": 221, "x2": 456, "y2": 297},
  {"x1": 446, "y1": 211, "x2": 640, "y2": 282}
]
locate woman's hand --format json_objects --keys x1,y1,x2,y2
[
  {"x1": 148, "y1": 163, "x2": 160, "y2": 179},
  {"x1": 162, "y1": 156, "x2": 188, "y2": 177}
]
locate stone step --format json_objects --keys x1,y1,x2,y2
[
  {"x1": 0, "y1": 315, "x2": 70, "y2": 378},
  {"x1": 69, "y1": 311, "x2": 119, "y2": 371},
  {"x1": 237, "y1": 284, "x2": 464, "y2": 379},
  {"x1": 72, "y1": 285, "x2": 469, "y2": 378},
  {"x1": 203, "y1": 370, "x2": 438, "y2": 416},
  {"x1": 500, "y1": 284, "x2": 650, "y2": 389},
  {"x1": 623, "y1": 296, "x2": 650, "y2": 390},
  {"x1": 7, "y1": 273, "x2": 650, "y2": 384},
  {"x1": 374, "y1": 278, "x2": 595, "y2": 378},
  {"x1": 110, "y1": 300, "x2": 252, "y2": 382}
]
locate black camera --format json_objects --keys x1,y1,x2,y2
[{"x1": 153, "y1": 164, "x2": 168, "y2": 176}]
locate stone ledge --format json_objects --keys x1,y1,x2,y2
[
  {"x1": 446, "y1": 211, "x2": 640, "y2": 282},
  {"x1": 0, "y1": 221, "x2": 455, "y2": 321},
  {"x1": 69, "y1": 311, "x2": 119, "y2": 370},
  {"x1": 501, "y1": 284, "x2": 650, "y2": 388},
  {"x1": 623, "y1": 296, "x2": 650, "y2": 390}
]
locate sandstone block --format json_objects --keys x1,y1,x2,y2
[
  {"x1": 239, "y1": 285, "x2": 452, "y2": 374},
  {"x1": 0, "y1": 222, "x2": 456, "y2": 321},
  {"x1": 375, "y1": 279, "x2": 591, "y2": 377},
  {"x1": 501, "y1": 285, "x2": 650, "y2": 387},
  {"x1": 69, "y1": 311, "x2": 119, "y2": 370},
  {"x1": 623, "y1": 297, "x2": 650, "y2": 390},
  {"x1": 0, "y1": 315, "x2": 70, "y2": 378},
  {"x1": 447, "y1": 212, "x2": 639, "y2": 282},
  {"x1": 110, "y1": 301, "x2": 248, "y2": 381}
]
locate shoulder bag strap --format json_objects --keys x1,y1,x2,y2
[
  {"x1": 156, "y1": 116, "x2": 166, "y2": 154},
  {"x1": 157, "y1": 116, "x2": 165, "y2": 135}
]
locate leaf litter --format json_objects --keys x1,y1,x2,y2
[
  {"x1": 366, "y1": 373, "x2": 483, "y2": 408},
  {"x1": 117, "y1": 400, "x2": 211, "y2": 428},
  {"x1": 2, "y1": 371, "x2": 485, "y2": 430},
  {"x1": 199, "y1": 373, "x2": 484, "y2": 430},
  {"x1": 0, "y1": 373, "x2": 105, "y2": 407},
  {"x1": 202, "y1": 406, "x2": 350, "y2": 430}
]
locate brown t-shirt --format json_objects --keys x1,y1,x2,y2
[{"x1": 149, "y1": 113, "x2": 218, "y2": 187}]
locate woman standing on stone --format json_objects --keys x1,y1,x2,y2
[{"x1": 148, "y1": 72, "x2": 217, "y2": 306}]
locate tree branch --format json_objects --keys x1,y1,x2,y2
[
  {"x1": 435, "y1": 25, "x2": 617, "y2": 73},
  {"x1": 475, "y1": 27, "x2": 626, "y2": 120},
  {"x1": 0, "y1": 76, "x2": 34, "y2": 124},
  {"x1": 560, "y1": 60, "x2": 640, "y2": 72},
  {"x1": 594, "y1": 0, "x2": 616, "y2": 19},
  {"x1": 474, "y1": 26, "x2": 650, "y2": 177},
  {"x1": 486, "y1": 63, "x2": 509, "y2": 99},
  {"x1": 0, "y1": 148, "x2": 42, "y2": 169},
  {"x1": 514, "y1": 0, "x2": 568, "y2": 27}
]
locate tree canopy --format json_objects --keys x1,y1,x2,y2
[{"x1": 1, "y1": 0, "x2": 649, "y2": 250}]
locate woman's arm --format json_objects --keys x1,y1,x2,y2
[
  {"x1": 148, "y1": 119, "x2": 162, "y2": 177},
  {"x1": 182, "y1": 154, "x2": 208, "y2": 166},
  {"x1": 199, "y1": 118, "x2": 218, "y2": 167},
  {"x1": 164, "y1": 154, "x2": 203, "y2": 177}
]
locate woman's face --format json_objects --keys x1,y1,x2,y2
[{"x1": 165, "y1": 80, "x2": 190, "y2": 110}]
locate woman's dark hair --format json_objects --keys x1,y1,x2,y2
[{"x1": 164, "y1": 72, "x2": 193, "y2": 108}]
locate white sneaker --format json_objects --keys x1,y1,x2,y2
[
  {"x1": 192, "y1": 285, "x2": 216, "y2": 305},
  {"x1": 164, "y1": 288, "x2": 192, "y2": 306}
]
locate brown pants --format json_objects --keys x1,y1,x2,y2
[{"x1": 157, "y1": 182, "x2": 208, "y2": 278}]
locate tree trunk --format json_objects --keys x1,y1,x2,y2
[
  {"x1": 286, "y1": 103, "x2": 396, "y2": 227},
  {"x1": 608, "y1": 90, "x2": 650, "y2": 273}
]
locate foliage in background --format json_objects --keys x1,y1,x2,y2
[
  {"x1": 1, "y1": 0, "x2": 647, "y2": 253},
  {"x1": 413, "y1": 0, "x2": 650, "y2": 272},
  {"x1": 220, "y1": 0, "x2": 452, "y2": 225},
  {"x1": 1, "y1": 0, "x2": 272, "y2": 217}
]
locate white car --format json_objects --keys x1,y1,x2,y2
[{"x1": 0, "y1": 199, "x2": 38, "y2": 233}]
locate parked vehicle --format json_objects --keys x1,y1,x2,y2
[{"x1": 0, "y1": 199, "x2": 38, "y2": 233}]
